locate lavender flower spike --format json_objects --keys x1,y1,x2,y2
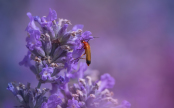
[
  {"x1": 39, "y1": 64, "x2": 54, "y2": 81},
  {"x1": 58, "y1": 72, "x2": 130, "y2": 108},
  {"x1": 7, "y1": 82, "x2": 49, "y2": 108},
  {"x1": 20, "y1": 8, "x2": 94, "y2": 85}
]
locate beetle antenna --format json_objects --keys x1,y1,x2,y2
[{"x1": 93, "y1": 36, "x2": 99, "y2": 38}]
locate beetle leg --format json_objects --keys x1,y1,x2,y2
[
  {"x1": 80, "y1": 52, "x2": 86, "y2": 57},
  {"x1": 79, "y1": 58, "x2": 86, "y2": 59},
  {"x1": 73, "y1": 52, "x2": 86, "y2": 62}
]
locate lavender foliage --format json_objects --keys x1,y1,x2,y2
[{"x1": 7, "y1": 8, "x2": 131, "y2": 108}]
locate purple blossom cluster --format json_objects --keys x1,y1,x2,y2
[
  {"x1": 39, "y1": 63, "x2": 131, "y2": 108},
  {"x1": 19, "y1": 8, "x2": 93, "y2": 85},
  {"x1": 7, "y1": 8, "x2": 131, "y2": 108}
]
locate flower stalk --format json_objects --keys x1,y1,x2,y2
[{"x1": 37, "y1": 81, "x2": 42, "y2": 88}]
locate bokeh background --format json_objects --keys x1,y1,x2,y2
[{"x1": 1, "y1": 0, "x2": 174, "y2": 108}]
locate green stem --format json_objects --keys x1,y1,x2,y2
[{"x1": 37, "y1": 81, "x2": 42, "y2": 88}]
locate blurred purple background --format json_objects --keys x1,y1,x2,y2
[{"x1": 1, "y1": 0, "x2": 174, "y2": 108}]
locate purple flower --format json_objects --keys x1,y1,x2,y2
[
  {"x1": 58, "y1": 24, "x2": 68, "y2": 37},
  {"x1": 67, "y1": 97, "x2": 80, "y2": 108},
  {"x1": 34, "y1": 8, "x2": 57, "y2": 39},
  {"x1": 7, "y1": 83, "x2": 17, "y2": 95},
  {"x1": 81, "y1": 31, "x2": 93, "y2": 41},
  {"x1": 40, "y1": 65, "x2": 54, "y2": 81},
  {"x1": 26, "y1": 30, "x2": 42, "y2": 51},
  {"x1": 26, "y1": 12, "x2": 40, "y2": 34},
  {"x1": 34, "y1": 16, "x2": 46, "y2": 27},
  {"x1": 19, "y1": 51, "x2": 31, "y2": 67},
  {"x1": 98, "y1": 73, "x2": 115, "y2": 91},
  {"x1": 41, "y1": 94, "x2": 62, "y2": 108},
  {"x1": 33, "y1": 8, "x2": 57, "y2": 27},
  {"x1": 46, "y1": 8, "x2": 57, "y2": 22},
  {"x1": 72, "y1": 24, "x2": 84, "y2": 31},
  {"x1": 55, "y1": 75, "x2": 69, "y2": 85}
]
